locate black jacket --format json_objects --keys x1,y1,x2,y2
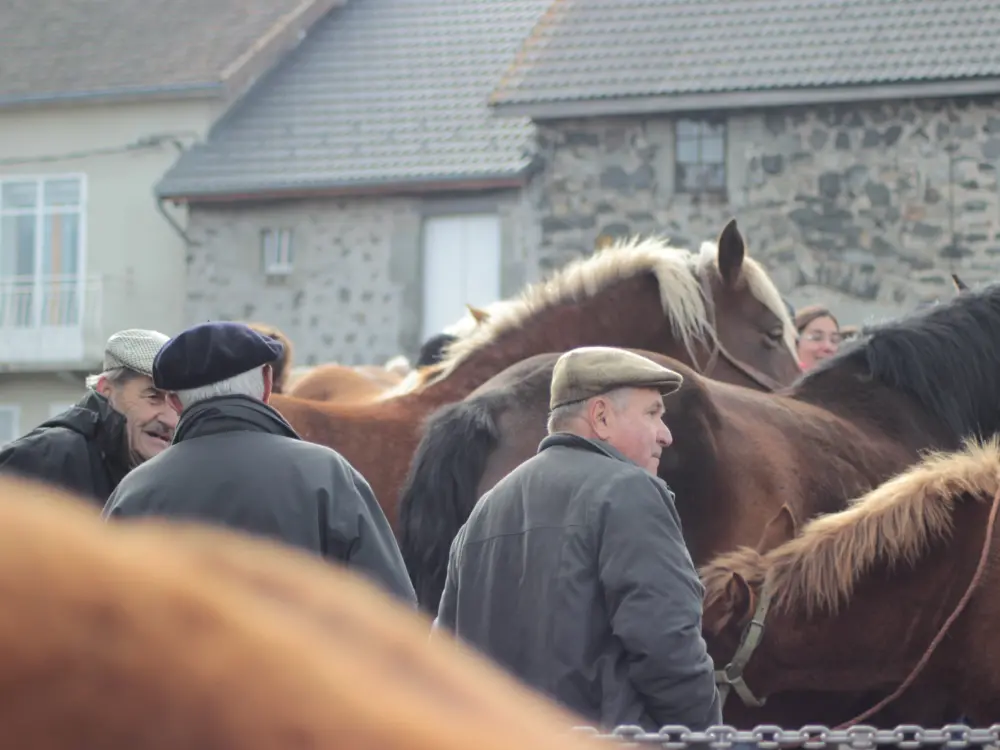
[
  {"x1": 0, "y1": 391, "x2": 131, "y2": 506},
  {"x1": 436, "y1": 433, "x2": 721, "y2": 731},
  {"x1": 102, "y1": 395, "x2": 417, "y2": 606}
]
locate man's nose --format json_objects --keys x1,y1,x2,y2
[
  {"x1": 161, "y1": 408, "x2": 179, "y2": 429},
  {"x1": 659, "y1": 423, "x2": 673, "y2": 448}
]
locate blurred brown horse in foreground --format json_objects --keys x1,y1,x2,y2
[
  {"x1": 0, "y1": 474, "x2": 610, "y2": 750},
  {"x1": 269, "y1": 219, "x2": 801, "y2": 530}
]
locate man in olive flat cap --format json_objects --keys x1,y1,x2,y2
[
  {"x1": 436, "y1": 346, "x2": 720, "y2": 732},
  {"x1": 102, "y1": 321, "x2": 416, "y2": 606},
  {"x1": 0, "y1": 328, "x2": 176, "y2": 506}
]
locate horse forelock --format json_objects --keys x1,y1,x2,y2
[
  {"x1": 432, "y1": 235, "x2": 717, "y2": 380},
  {"x1": 759, "y1": 436, "x2": 1000, "y2": 618},
  {"x1": 695, "y1": 242, "x2": 798, "y2": 359},
  {"x1": 699, "y1": 546, "x2": 768, "y2": 611},
  {"x1": 801, "y1": 283, "x2": 1000, "y2": 438}
]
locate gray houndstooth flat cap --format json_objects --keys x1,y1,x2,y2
[{"x1": 104, "y1": 329, "x2": 171, "y2": 377}]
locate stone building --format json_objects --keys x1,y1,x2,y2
[
  {"x1": 159, "y1": 0, "x2": 1000, "y2": 364},
  {"x1": 157, "y1": 0, "x2": 551, "y2": 367},
  {"x1": 489, "y1": 0, "x2": 1000, "y2": 325}
]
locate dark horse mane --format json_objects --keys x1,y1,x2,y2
[{"x1": 797, "y1": 282, "x2": 1000, "y2": 440}]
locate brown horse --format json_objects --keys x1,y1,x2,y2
[
  {"x1": 288, "y1": 362, "x2": 408, "y2": 403},
  {"x1": 0, "y1": 474, "x2": 612, "y2": 750},
  {"x1": 701, "y1": 437, "x2": 1000, "y2": 726},
  {"x1": 287, "y1": 314, "x2": 488, "y2": 404},
  {"x1": 269, "y1": 219, "x2": 801, "y2": 530},
  {"x1": 398, "y1": 272, "x2": 1000, "y2": 711}
]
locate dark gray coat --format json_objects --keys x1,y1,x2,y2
[
  {"x1": 102, "y1": 395, "x2": 416, "y2": 606},
  {"x1": 435, "y1": 433, "x2": 720, "y2": 731},
  {"x1": 0, "y1": 391, "x2": 130, "y2": 506}
]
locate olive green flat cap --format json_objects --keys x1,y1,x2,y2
[{"x1": 549, "y1": 346, "x2": 684, "y2": 410}]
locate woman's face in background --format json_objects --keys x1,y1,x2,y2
[{"x1": 797, "y1": 315, "x2": 841, "y2": 370}]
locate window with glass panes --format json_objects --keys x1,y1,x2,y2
[
  {"x1": 0, "y1": 176, "x2": 85, "y2": 328},
  {"x1": 674, "y1": 119, "x2": 726, "y2": 194}
]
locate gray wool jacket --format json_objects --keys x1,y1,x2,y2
[
  {"x1": 435, "y1": 432, "x2": 721, "y2": 731},
  {"x1": 103, "y1": 395, "x2": 416, "y2": 606}
]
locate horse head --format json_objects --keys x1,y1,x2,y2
[{"x1": 697, "y1": 219, "x2": 802, "y2": 390}]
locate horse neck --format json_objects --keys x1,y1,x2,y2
[
  {"x1": 746, "y1": 504, "x2": 983, "y2": 698},
  {"x1": 799, "y1": 369, "x2": 951, "y2": 437},
  {"x1": 426, "y1": 274, "x2": 694, "y2": 400}
]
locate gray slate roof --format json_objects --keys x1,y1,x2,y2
[
  {"x1": 490, "y1": 0, "x2": 1000, "y2": 115},
  {"x1": 0, "y1": 0, "x2": 341, "y2": 107},
  {"x1": 157, "y1": 0, "x2": 553, "y2": 200}
]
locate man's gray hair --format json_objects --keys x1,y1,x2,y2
[
  {"x1": 546, "y1": 387, "x2": 630, "y2": 434},
  {"x1": 174, "y1": 366, "x2": 266, "y2": 411},
  {"x1": 84, "y1": 367, "x2": 143, "y2": 390}
]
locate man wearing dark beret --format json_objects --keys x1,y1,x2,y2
[
  {"x1": 102, "y1": 321, "x2": 416, "y2": 606},
  {"x1": 435, "y1": 346, "x2": 720, "y2": 731}
]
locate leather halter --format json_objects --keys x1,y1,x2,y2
[
  {"x1": 714, "y1": 582, "x2": 773, "y2": 710},
  {"x1": 696, "y1": 273, "x2": 787, "y2": 392}
]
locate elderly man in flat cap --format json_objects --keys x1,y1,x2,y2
[
  {"x1": 102, "y1": 321, "x2": 416, "y2": 606},
  {"x1": 0, "y1": 328, "x2": 176, "y2": 506},
  {"x1": 435, "y1": 346, "x2": 720, "y2": 731}
]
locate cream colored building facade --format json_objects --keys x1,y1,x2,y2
[
  {"x1": 0, "y1": 0, "x2": 344, "y2": 444},
  {"x1": 0, "y1": 99, "x2": 219, "y2": 439}
]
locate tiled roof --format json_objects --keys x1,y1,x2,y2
[
  {"x1": 157, "y1": 0, "x2": 553, "y2": 200},
  {"x1": 0, "y1": 0, "x2": 342, "y2": 107},
  {"x1": 490, "y1": 0, "x2": 1000, "y2": 115}
]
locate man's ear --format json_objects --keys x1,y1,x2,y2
[
  {"x1": 94, "y1": 376, "x2": 112, "y2": 399},
  {"x1": 261, "y1": 365, "x2": 274, "y2": 404},
  {"x1": 588, "y1": 396, "x2": 612, "y2": 439}
]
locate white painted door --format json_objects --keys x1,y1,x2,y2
[{"x1": 421, "y1": 214, "x2": 501, "y2": 341}]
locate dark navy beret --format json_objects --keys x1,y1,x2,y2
[{"x1": 152, "y1": 321, "x2": 284, "y2": 391}]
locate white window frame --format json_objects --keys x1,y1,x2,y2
[
  {"x1": 0, "y1": 404, "x2": 21, "y2": 445},
  {"x1": 674, "y1": 118, "x2": 727, "y2": 195},
  {"x1": 0, "y1": 173, "x2": 89, "y2": 328},
  {"x1": 261, "y1": 228, "x2": 294, "y2": 276}
]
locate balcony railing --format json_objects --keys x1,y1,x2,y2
[{"x1": 0, "y1": 274, "x2": 103, "y2": 367}]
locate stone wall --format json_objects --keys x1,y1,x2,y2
[
  {"x1": 527, "y1": 96, "x2": 1000, "y2": 324},
  {"x1": 185, "y1": 190, "x2": 534, "y2": 367}
]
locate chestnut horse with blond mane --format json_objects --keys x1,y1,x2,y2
[
  {"x1": 399, "y1": 273, "x2": 1000, "y2": 709},
  {"x1": 701, "y1": 437, "x2": 1000, "y2": 726},
  {"x1": 269, "y1": 219, "x2": 801, "y2": 530},
  {"x1": 0, "y1": 473, "x2": 613, "y2": 749}
]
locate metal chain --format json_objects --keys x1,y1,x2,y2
[{"x1": 570, "y1": 725, "x2": 1000, "y2": 749}]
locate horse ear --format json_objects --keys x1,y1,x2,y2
[
  {"x1": 705, "y1": 572, "x2": 755, "y2": 635},
  {"x1": 716, "y1": 218, "x2": 745, "y2": 287},
  {"x1": 466, "y1": 304, "x2": 490, "y2": 324},
  {"x1": 756, "y1": 504, "x2": 798, "y2": 554},
  {"x1": 951, "y1": 273, "x2": 969, "y2": 293}
]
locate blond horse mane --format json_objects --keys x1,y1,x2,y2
[
  {"x1": 432, "y1": 234, "x2": 796, "y2": 381},
  {"x1": 701, "y1": 437, "x2": 1000, "y2": 619}
]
